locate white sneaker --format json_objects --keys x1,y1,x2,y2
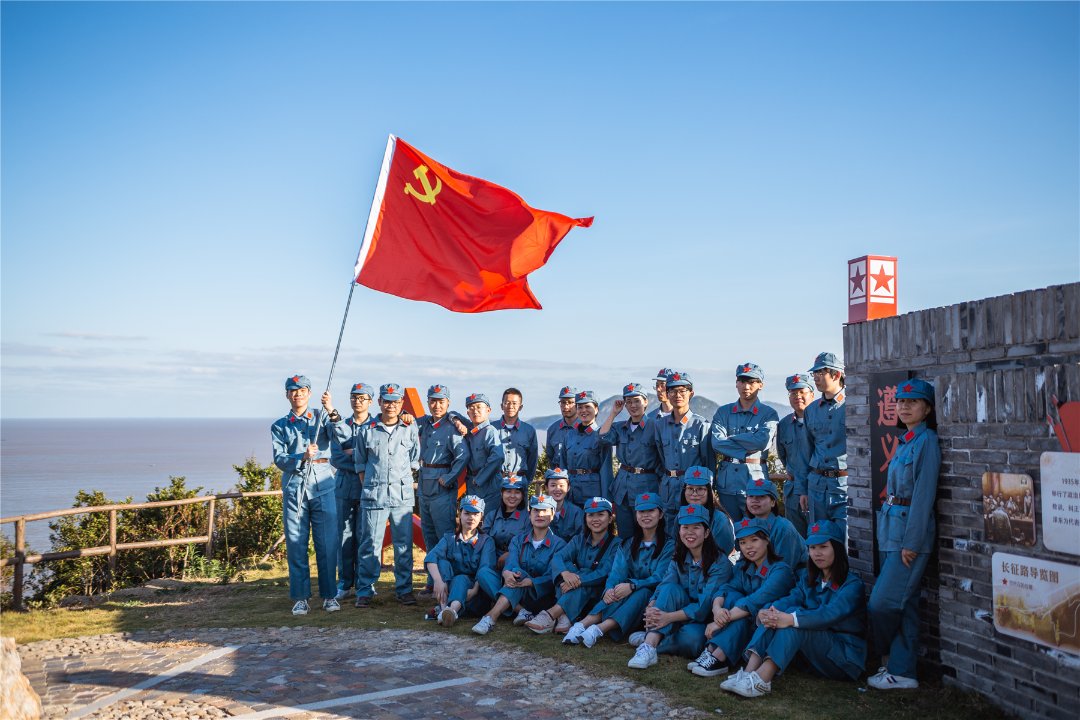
[
  {"x1": 581, "y1": 625, "x2": 604, "y2": 648},
  {"x1": 335, "y1": 587, "x2": 354, "y2": 601},
  {"x1": 512, "y1": 608, "x2": 536, "y2": 626},
  {"x1": 291, "y1": 600, "x2": 309, "y2": 616},
  {"x1": 730, "y1": 670, "x2": 771, "y2": 698},
  {"x1": 627, "y1": 643, "x2": 658, "y2": 669},
  {"x1": 563, "y1": 622, "x2": 587, "y2": 644},
  {"x1": 628, "y1": 631, "x2": 647, "y2": 647},
  {"x1": 525, "y1": 610, "x2": 556, "y2": 634},
  {"x1": 471, "y1": 615, "x2": 495, "y2": 635},
  {"x1": 554, "y1": 614, "x2": 572, "y2": 634},
  {"x1": 720, "y1": 668, "x2": 746, "y2": 692},
  {"x1": 322, "y1": 598, "x2": 341, "y2": 612},
  {"x1": 689, "y1": 650, "x2": 728, "y2": 677},
  {"x1": 867, "y1": 671, "x2": 919, "y2": 690},
  {"x1": 438, "y1": 605, "x2": 458, "y2": 628}
]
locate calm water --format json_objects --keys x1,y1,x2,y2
[{"x1": 1, "y1": 418, "x2": 274, "y2": 551}]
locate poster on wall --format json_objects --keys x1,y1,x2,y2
[
  {"x1": 1040, "y1": 452, "x2": 1080, "y2": 556},
  {"x1": 982, "y1": 472, "x2": 1036, "y2": 546},
  {"x1": 870, "y1": 370, "x2": 911, "y2": 513},
  {"x1": 992, "y1": 552, "x2": 1080, "y2": 655}
]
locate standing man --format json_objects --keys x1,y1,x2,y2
[
  {"x1": 417, "y1": 384, "x2": 470, "y2": 595},
  {"x1": 547, "y1": 386, "x2": 579, "y2": 471},
  {"x1": 271, "y1": 374, "x2": 342, "y2": 615},
  {"x1": 646, "y1": 368, "x2": 674, "y2": 421},
  {"x1": 329, "y1": 381, "x2": 375, "y2": 601},
  {"x1": 463, "y1": 393, "x2": 505, "y2": 512},
  {"x1": 599, "y1": 381, "x2": 660, "y2": 536},
  {"x1": 652, "y1": 370, "x2": 712, "y2": 527},
  {"x1": 495, "y1": 388, "x2": 539, "y2": 486},
  {"x1": 709, "y1": 363, "x2": 780, "y2": 522},
  {"x1": 776, "y1": 373, "x2": 814, "y2": 537},
  {"x1": 353, "y1": 382, "x2": 421, "y2": 607},
  {"x1": 804, "y1": 352, "x2": 848, "y2": 535}
]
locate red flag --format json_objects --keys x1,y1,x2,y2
[{"x1": 353, "y1": 136, "x2": 593, "y2": 312}]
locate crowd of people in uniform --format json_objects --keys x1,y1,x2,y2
[{"x1": 271, "y1": 351, "x2": 941, "y2": 700}]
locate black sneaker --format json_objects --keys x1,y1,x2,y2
[
  {"x1": 354, "y1": 595, "x2": 372, "y2": 609},
  {"x1": 397, "y1": 592, "x2": 417, "y2": 606}
]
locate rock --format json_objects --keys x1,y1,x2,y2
[{"x1": 1, "y1": 637, "x2": 42, "y2": 720}]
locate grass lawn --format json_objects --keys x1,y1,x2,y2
[{"x1": 0, "y1": 563, "x2": 1011, "y2": 720}]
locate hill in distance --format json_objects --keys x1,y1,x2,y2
[{"x1": 526, "y1": 393, "x2": 789, "y2": 429}]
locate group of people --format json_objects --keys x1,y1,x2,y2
[{"x1": 271, "y1": 351, "x2": 942, "y2": 699}]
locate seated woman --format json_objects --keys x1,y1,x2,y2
[
  {"x1": 626, "y1": 504, "x2": 733, "y2": 669},
  {"x1": 564, "y1": 492, "x2": 673, "y2": 648},
  {"x1": 688, "y1": 517, "x2": 796, "y2": 677},
  {"x1": 424, "y1": 495, "x2": 496, "y2": 627},
  {"x1": 472, "y1": 494, "x2": 567, "y2": 635},
  {"x1": 544, "y1": 468, "x2": 585, "y2": 540},
  {"x1": 483, "y1": 474, "x2": 530, "y2": 570},
  {"x1": 744, "y1": 478, "x2": 807, "y2": 568},
  {"x1": 527, "y1": 497, "x2": 618, "y2": 635},
  {"x1": 720, "y1": 520, "x2": 866, "y2": 697},
  {"x1": 681, "y1": 466, "x2": 736, "y2": 557}
]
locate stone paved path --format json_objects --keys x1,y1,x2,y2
[{"x1": 18, "y1": 627, "x2": 706, "y2": 720}]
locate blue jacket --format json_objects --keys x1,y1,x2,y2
[
  {"x1": 417, "y1": 414, "x2": 469, "y2": 499},
  {"x1": 711, "y1": 509, "x2": 736, "y2": 557},
  {"x1": 878, "y1": 424, "x2": 940, "y2": 553},
  {"x1": 654, "y1": 554, "x2": 734, "y2": 623},
  {"x1": 483, "y1": 507, "x2": 530, "y2": 555},
  {"x1": 605, "y1": 537, "x2": 675, "y2": 593},
  {"x1": 653, "y1": 412, "x2": 713, "y2": 475},
  {"x1": 776, "y1": 568, "x2": 867, "y2": 674},
  {"x1": 776, "y1": 413, "x2": 812, "y2": 498},
  {"x1": 272, "y1": 407, "x2": 338, "y2": 499},
  {"x1": 804, "y1": 393, "x2": 847, "y2": 475},
  {"x1": 564, "y1": 420, "x2": 615, "y2": 495},
  {"x1": 493, "y1": 418, "x2": 539, "y2": 482},
  {"x1": 353, "y1": 417, "x2": 420, "y2": 508},
  {"x1": 505, "y1": 530, "x2": 567, "y2": 598},
  {"x1": 552, "y1": 531, "x2": 619, "y2": 589},
  {"x1": 600, "y1": 419, "x2": 661, "y2": 505},
  {"x1": 424, "y1": 531, "x2": 496, "y2": 581},
  {"x1": 329, "y1": 414, "x2": 373, "y2": 501},
  {"x1": 710, "y1": 400, "x2": 779, "y2": 492},
  {"x1": 463, "y1": 420, "x2": 505, "y2": 496},
  {"x1": 764, "y1": 514, "x2": 808, "y2": 568},
  {"x1": 550, "y1": 501, "x2": 585, "y2": 540},
  {"x1": 718, "y1": 559, "x2": 796, "y2": 616},
  {"x1": 546, "y1": 418, "x2": 575, "y2": 471}
]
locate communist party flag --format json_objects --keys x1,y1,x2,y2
[{"x1": 353, "y1": 135, "x2": 593, "y2": 312}]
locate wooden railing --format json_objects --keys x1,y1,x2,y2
[{"x1": 0, "y1": 490, "x2": 282, "y2": 611}]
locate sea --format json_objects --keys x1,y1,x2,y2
[{"x1": 1, "y1": 418, "x2": 275, "y2": 552}]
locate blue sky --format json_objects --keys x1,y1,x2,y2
[{"x1": 2, "y1": 1, "x2": 1077, "y2": 419}]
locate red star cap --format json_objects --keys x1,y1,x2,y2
[
  {"x1": 562, "y1": 386, "x2": 570, "y2": 393},
  {"x1": 642, "y1": 494, "x2": 650, "y2": 500},
  {"x1": 793, "y1": 375, "x2": 801, "y2": 383},
  {"x1": 742, "y1": 364, "x2": 751, "y2": 373},
  {"x1": 903, "y1": 383, "x2": 913, "y2": 392},
  {"x1": 554, "y1": 467, "x2": 562, "y2": 473},
  {"x1": 687, "y1": 506, "x2": 695, "y2": 514},
  {"x1": 434, "y1": 385, "x2": 441, "y2": 392},
  {"x1": 693, "y1": 469, "x2": 702, "y2": 478},
  {"x1": 672, "y1": 373, "x2": 681, "y2": 380},
  {"x1": 740, "y1": 519, "x2": 750, "y2": 527},
  {"x1": 591, "y1": 501, "x2": 598, "y2": 508},
  {"x1": 577, "y1": 391, "x2": 586, "y2": 399},
  {"x1": 811, "y1": 523, "x2": 820, "y2": 533},
  {"x1": 292, "y1": 376, "x2": 299, "y2": 383},
  {"x1": 754, "y1": 479, "x2": 764, "y2": 486}
]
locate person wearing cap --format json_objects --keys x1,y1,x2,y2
[
  {"x1": 565, "y1": 492, "x2": 674, "y2": 648},
  {"x1": 417, "y1": 384, "x2": 471, "y2": 596},
  {"x1": 776, "y1": 374, "x2": 814, "y2": 537},
  {"x1": 527, "y1": 497, "x2": 618, "y2": 635},
  {"x1": 804, "y1": 351, "x2": 849, "y2": 535},
  {"x1": 494, "y1": 388, "x2": 539, "y2": 486},
  {"x1": 543, "y1": 467, "x2": 585, "y2": 540},
  {"x1": 352, "y1": 382, "x2": 421, "y2": 607},
  {"x1": 272, "y1": 374, "x2": 343, "y2": 615},
  {"x1": 546, "y1": 386, "x2": 579, "y2": 470},
  {"x1": 652, "y1": 370, "x2": 712, "y2": 523},
  {"x1": 599, "y1": 382, "x2": 661, "y2": 538},
  {"x1": 721, "y1": 519, "x2": 866, "y2": 698},
  {"x1": 646, "y1": 367, "x2": 674, "y2": 420},
  {"x1": 681, "y1": 466, "x2": 736, "y2": 556},
  {"x1": 472, "y1": 493, "x2": 568, "y2": 635},
  {"x1": 424, "y1": 495, "x2": 496, "y2": 628},
  {"x1": 462, "y1": 393, "x2": 506, "y2": 514},
  {"x1": 564, "y1": 390, "x2": 614, "y2": 507},
  {"x1": 483, "y1": 474, "x2": 531, "y2": 570},
  {"x1": 868, "y1": 378, "x2": 940, "y2": 691},
  {"x1": 687, "y1": 518, "x2": 796, "y2": 678},
  {"x1": 744, "y1": 478, "x2": 807, "y2": 568},
  {"x1": 329, "y1": 381, "x2": 376, "y2": 601},
  {"x1": 710, "y1": 363, "x2": 780, "y2": 523},
  {"x1": 627, "y1": 504, "x2": 732, "y2": 669}
]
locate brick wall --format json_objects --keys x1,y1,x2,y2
[{"x1": 843, "y1": 282, "x2": 1080, "y2": 719}]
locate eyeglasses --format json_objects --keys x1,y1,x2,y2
[
  {"x1": 667, "y1": 387, "x2": 691, "y2": 396},
  {"x1": 812, "y1": 369, "x2": 831, "y2": 376}
]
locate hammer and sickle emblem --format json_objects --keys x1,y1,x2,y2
[{"x1": 404, "y1": 165, "x2": 442, "y2": 205}]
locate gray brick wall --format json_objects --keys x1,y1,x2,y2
[{"x1": 843, "y1": 282, "x2": 1080, "y2": 719}]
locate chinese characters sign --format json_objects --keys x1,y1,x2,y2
[
  {"x1": 992, "y1": 552, "x2": 1080, "y2": 655},
  {"x1": 1040, "y1": 452, "x2": 1080, "y2": 556},
  {"x1": 871, "y1": 371, "x2": 910, "y2": 514}
]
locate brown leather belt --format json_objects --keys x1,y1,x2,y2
[
  {"x1": 885, "y1": 495, "x2": 912, "y2": 506},
  {"x1": 422, "y1": 462, "x2": 451, "y2": 469},
  {"x1": 571, "y1": 468, "x2": 600, "y2": 475},
  {"x1": 719, "y1": 455, "x2": 760, "y2": 465},
  {"x1": 621, "y1": 466, "x2": 656, "y2": 475},
  {"x1": 811, "y1": 468, "x2": 848, "y2": 478}
]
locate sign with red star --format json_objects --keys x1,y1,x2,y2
[{"x1": 848, "y1": 255, "x2": 898, "y2": 323}]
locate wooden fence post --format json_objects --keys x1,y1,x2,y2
[
  {"x1": 108, "y1": 509, "x2": 118, "y2": 579},
  {"x1": 205, "y1": 498, "x2": 216, "y2": 559},
  {"x1": 13, "y1": 519, "x2": 25, "y2": 611}
]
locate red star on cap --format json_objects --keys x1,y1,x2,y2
[
  {"x1": 554, "y1": 467, "x2": 562, "y2": 473},
  {"x1": 292, "y1": 376, "x2": 300, "y2": 383},
  {"x1": 792, "y1": 375, "x2": 801, "y2": 383},
  {"x1": 642, "y1": 494, "x2": 651, "y2": 500},
  {"x1": 562, "y1": 387, "x2": 570, "y2": 393},
  {"x1": 742, "y1": 364, "x2": 751, "y2": 373},
  {"x1": 811, "y1": 523, "x2": 820, "y2": 533},
  {"x1": 591, "y1": 501, "x2": 598, "y2": 508},
  {"x1": 672, "y1": 373, "x2": 681, "y2": 381},
  {"x1": 903, "y1": 383, "x2": 913, "y2": 393},
  {"x1": 693, "y1": 469, "x2": 702, "y2": 478},
  {"x1": 469, "y1": 393, "x2": 477, "y2": 400},
  {"x1": 687, "y1": 506, "x2": 695, "y2": 514},
  {"x1": 754, "y1": 479, "x2": 764, "y2": 486},
  {"x1": 434, "y1": 385, "x2": 441, "y2": 392},
  {"x1": 740, "y1": 519, "x2": 750, "y2": 527},
  {"x1": 470, "y1": 497, "x2": 479, "y2": 506},
  {"x1": 577, "y1": 391, "x2": 586, "y2": 399}
]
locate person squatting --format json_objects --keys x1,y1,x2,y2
[{"x1": 272, "y1": 356, "x2": 941, "y2": 698}]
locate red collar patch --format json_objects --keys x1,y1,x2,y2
[
  {"x1": 904, "y1": 430, "x2": 915, "y2": 442},
  {"x1": 759, "y1": 565, "x2": 769, "y2": 577}
]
